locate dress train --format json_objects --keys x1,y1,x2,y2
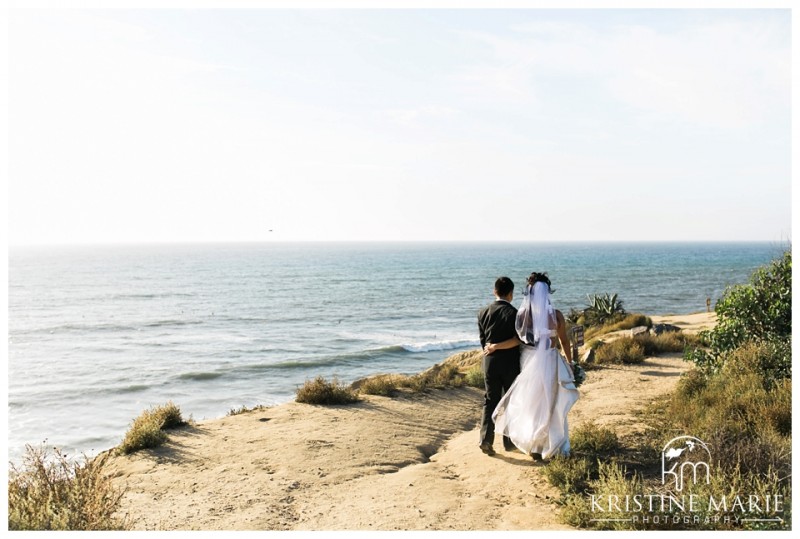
[{"x1": 492, "y1": 344, "x2": 579, "y2": 458}]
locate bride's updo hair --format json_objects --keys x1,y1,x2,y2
[{"x1": 527, "y1": 272, "x2": 554, "y2": 293}]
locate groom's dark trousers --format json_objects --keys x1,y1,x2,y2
[{"x1": 478, "y1": 300, "x2": 521, "y2": 448}]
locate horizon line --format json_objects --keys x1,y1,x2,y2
[{"x1": 8, "y1": 238, "x2": 790, "y2": 249}]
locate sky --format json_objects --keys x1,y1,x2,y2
[{"x1": 6, "y1": 3, "x2": 793, "y2": 244}]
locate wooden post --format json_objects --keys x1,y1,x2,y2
[{"x1": 571, "y1": 325, "x2": 584, "y2": 364}]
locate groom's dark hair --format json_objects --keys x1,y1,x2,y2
[{"x1": 494, "y1": 277, "x2": 514, "y2": 297}]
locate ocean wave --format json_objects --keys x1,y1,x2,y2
[
  {"x1": 27, "y1": 323, "x2": 139, "y2": 334},
  {"x1": 240, "y1": 355, "x2": 365, "y2": 372},
  {"x1": 22, "y1": 318, "x2": 204, "y2": 334},
  {"x1": 236, "y1": 347, "x2": 401, "y2": 373},
  {"x1": 236, "y1": 339, "x2": 477, "y2": 373},
  {"x1": 109, "y1": 292, "x2": 196, "y2": 300},
  {"x1": 213, "y1": 314, "x2": 317, "y2": 325},
  {"x1": 177, "y1": 371, "x2": 224, "y2": 381},
  {"x1": 213, "y1": 314, "x2": 272, "y2": 322},
  {"x1": 76, "y1": 383, "x2": 158, "y2": 398},
  {"x1": 142, "y1": 319, "x2": 204, "y2": 328},
  {"x1": 117, "y1": 384, "x2": 151, "y2": 393},
  {"x1": 399, "y1": 338, "x2": 479, "y2": 353}
]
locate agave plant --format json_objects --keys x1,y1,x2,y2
[
  {"x1": 565, "y1": 307, "x2": 585, "y2": 324},
  {"x1": 585, "y1": 293, "x2": 625, "y2": 325}
]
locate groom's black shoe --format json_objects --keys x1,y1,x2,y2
[
  {"x1": 479, "y1": 443, "x2": 496, "y2": 456},
  {"x1": 503, "y1": 436, "x2": 516, "y2": 452}
]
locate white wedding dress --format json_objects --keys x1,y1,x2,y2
[{"x1": 492, "y1": 282, "x2": 579, "y2": 458}]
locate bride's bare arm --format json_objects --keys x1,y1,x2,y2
[
  {"x1": 555, "y1": 310, "x2": 573, "y2": 363},
  {"x1": 484, "y1": 336, "x2": 521, "y2": 354}
]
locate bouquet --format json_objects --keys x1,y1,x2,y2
[{"x1": 571, "y1": 362, "x2": 586, "y2": 388}]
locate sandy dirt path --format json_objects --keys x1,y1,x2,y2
[{"x1": 107, "y1": 312, "x2": 715, "y2": 530}]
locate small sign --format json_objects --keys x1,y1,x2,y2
[{"x1": 572, "y1": 325, "x2": 585, "y2": 347}]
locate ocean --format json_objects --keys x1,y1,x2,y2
[{"x1": 7, "y1": 241, "x2": 783, "y2": 462}]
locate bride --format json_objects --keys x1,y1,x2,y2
[{"x1": 484, "y1": 272, "x2": 579, "y2": 459}]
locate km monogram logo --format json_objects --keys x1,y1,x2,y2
[{"x1": 661, "y1": 436, "x2": 711, "y2": 491}]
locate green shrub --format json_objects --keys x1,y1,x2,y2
[
  {"x1": 8, "y1": 445, "x2": 129, "y2": 530},
  {"x1": 716, "y1": 338, "x2": 791, "y2": 390},
  {"x1": 687, "y1": 249, "x2": 791, "y2": 376},
  {"x1": 464, "y1": 366, "x2": 485, "y2": 388},
  {"x1": 296, "y1": 376, "x2": 361, "y2": 405},
  {"x1": 429, "y1": 364, "x2": 464, "y2": 388},
  {"x1": 664, "y1": 342, "x2": 791, "y2": 482},
  {"x1": 714, "y1": 249, "x2": 791, "y2": 346},
  {"x1": 594, "y1": 337, "x2": 645, "y2": 364},
  {"x1": 543, "y1": 455, "x2": 595, "y2": 495},
  {"x1": 570, "y1": 422, "x2": 620, "y2": 454},
  {"x1": 156, "y1": 401, "x2": 184, "y2": 429},
  {"x1": 761, "y1": 378, "x2": 791, "y2": 436},
  {"x1": 559, "y1": 490, "x2": 597, "y2": 528},
  {"x1": 120, "y1": 416, "x2": 166, "y2": 454},
  {"x1": 675, "y1": 368, "x2": 707, "y2": 398},
  {"x1": 117, "y1": 401, "x2": 185, "y2": 455}
]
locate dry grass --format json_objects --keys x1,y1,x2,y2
[
  {"x1": 584, "y1": 313, "x2": 652, "y2": 340},
  {"x1": 543, "y1": 422, "x2": 621, "y2": 503},
  {"x1": 357, "y1": 374, "x2": 406, "y2": 396},
  {"x1": 414, "y1": 363, "x2": 465, "y2": 389},
  {"x1": 635, "y1": 332, "x2": 701, "y2": 356},
  {"x1": 592, "y1": 332, "x2": 701, "y2": 365},
  {"x1": 355, "y1": 363, "x2": 470, "y2": 397},
  {"x1": 296, "y1": 376, "x2": 361, "y2": 405},
  {"x1": 664, "y1": 342, "x2": 792, "y2": 474},
  {"x1": 561, "y1": 453, "x2": 792, "y2": 530},
  {"x1": 555, "y1": 341, "x2": 792, "y2": 530},
  {"x1": 227, "y1": 404, "x2": 269, "y2": 416},
  {"x1": 117, "y1": 401, "x2": 185, "y2": 455},
  {"x1": 594, "y1": 337, "x2": 645, "y2": 364},
  {"x1": 8, "y1": 445, "x2": 130, "y2": 530},
  {"x1": 559, "y1": 461, "x2": 646, "y2": 530}
]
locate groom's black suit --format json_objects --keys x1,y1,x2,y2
[{"x1": 477, "y1": 299, "x2": 521, "y2": 450}]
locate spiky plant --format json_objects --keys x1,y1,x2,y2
[{"x1": 585, "y1": 293, "x2": 625, "y2": 325}]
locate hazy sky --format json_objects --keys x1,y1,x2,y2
[{"x1": 7, "y1": 5, "x2": 792, "y2": 244}]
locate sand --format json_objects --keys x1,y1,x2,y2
[{"x1": 106, "y1": 311, "x2": 716, "y2": 531}]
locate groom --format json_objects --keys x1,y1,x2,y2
[{"x1": 477, "y1": 276, "x2": 521, "y2": 456}]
